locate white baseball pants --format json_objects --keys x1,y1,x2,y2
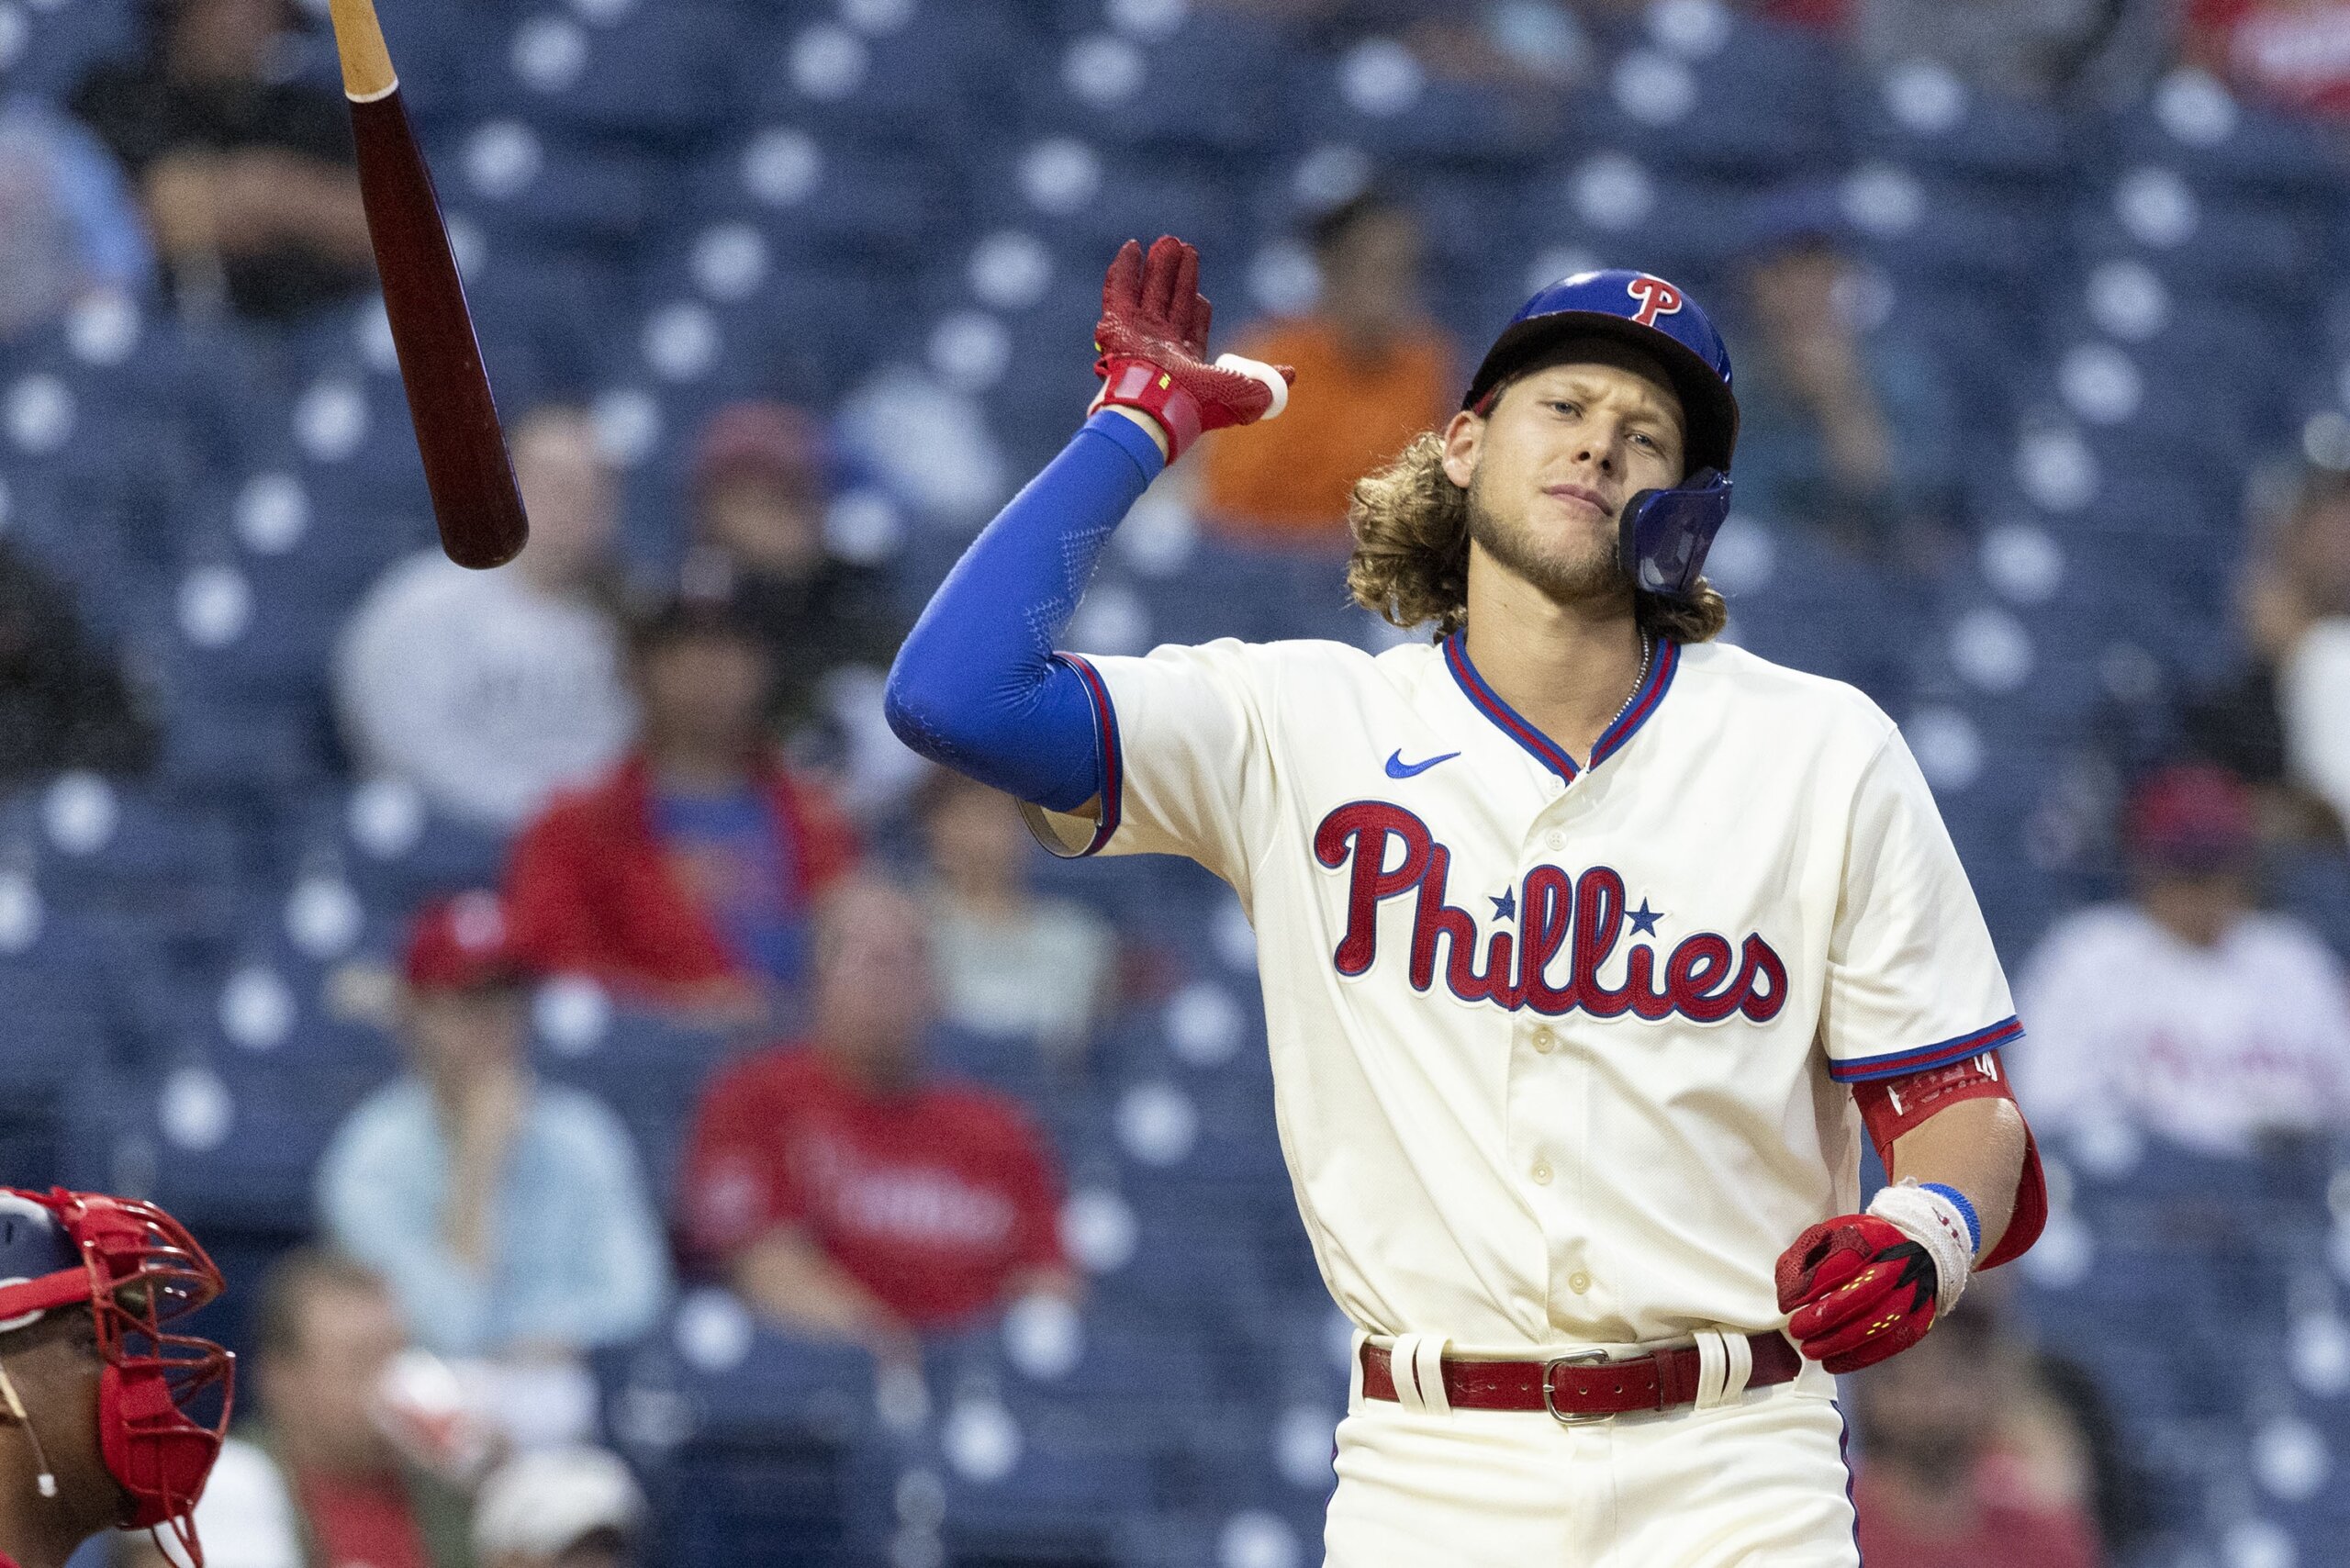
[{"x1": 1324, "y1": 1362, "x2": 1861, "y2": 1567}]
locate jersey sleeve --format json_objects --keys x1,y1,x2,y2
[
  {"x1": 1818, "y1": 728, "x2": 2021, "y2": 1082},
  {"x1": 1022, "y1": 637, "x2": 1276, "y2": 891}
]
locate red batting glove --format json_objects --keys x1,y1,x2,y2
[
  {"x1": 1775, "y1": 1215, "x2": 1942, "y2": 1374},
  {"x1": 1091, "y1": 235, "x2": 1293, "y2": 462}
]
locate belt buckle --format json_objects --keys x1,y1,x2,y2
[{"x1": 1540, "y1": 1350, "x2": 1617, "y2": 1425}]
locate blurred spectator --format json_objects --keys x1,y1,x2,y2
[
  {"x1": 1855, "y1": 0, "x2": 2125, "y2": 100},
  {"x1": 914, "y1": 767, "x2": 1115, "y2": 1063},
  {"x1": 0, "y1": 103, "x2": 153, "y2": 341},
  {"x1": 2182, "y1": 463, "x2": 2350, "y2": 844},
  {"x1": 1851, "y1": 1299, "x2": 2103, "y2": 1567},
  {"x1": 679, "y1": 879, "x2": 1074, "y2": 1357},
  {"x1": 0, "y1": 539, "x2": 154, "y2": 787},
  {"x1": 504, "y1": 595, "x2": 859, "y2": 1019},
  {"x1": 317, "y1": 892, "x2": 671, "y2": 1361},
  {"x1": 2185, "y1": 0, "x2": 2350, "y2": 119},
  {"x1": 336, "y1": 406, "x2": 636, "y2": 832},
  {"x1": 122, "y1": 1251, "x2": 475, "y2": 1568},
  {"x1": 1198, "y1": 191, "x2": 1453, "y2": 546},
  {"x1": 470, "y1": 1449, "x2": 643, "y2": 1568},
  {"x1": 2015, "y1": 764, "x2": 2350, "y2": 1155},
  {"x1": 70, "y1": 0, "x2": 372, "y2": 321},
  {"x1": 1731, "y1": 193, "x2": 1957, "y2": 560},
  {"x1": 2266, "y1": 466, "x2": 2350, "y2": 839},
  {"x1": 681, "y1": 402, "x2": 903, "y2": 744}
]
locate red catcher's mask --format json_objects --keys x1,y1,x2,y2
[{"x1": 0, "y1": 1188, "x2": 233, "y2": 1567}]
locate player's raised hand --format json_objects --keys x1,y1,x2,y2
[{"x1": 1090, "y1": 236, "x2": 1294, "y2": 462}]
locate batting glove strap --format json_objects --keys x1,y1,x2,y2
[
  {"x1": 1090, "y1": 357, "x2": 1205, "y2": 462},
  {"x1": 1868, "y1": 1180, "x2": 1975, "y2": 1317}
]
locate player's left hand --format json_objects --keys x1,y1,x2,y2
[{"x1": 1774, "y1": 1215, "x2": 1940, "y2": 1373}]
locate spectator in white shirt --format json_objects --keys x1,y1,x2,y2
[
  {"x1": 915, "y1": 767, "x2": 1116, "y2": 1063},
  {"x1": 334, "y1": 405, "x2": 637, "y2": 830},
  {"x1": 2255, "y1": 465, "x2": 2350, "y2": 843},
  {"x1": 2015, "y1": 764, "x2": 2350, "y2": 1157}
]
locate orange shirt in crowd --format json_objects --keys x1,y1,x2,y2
[{"x1": 1198, "y1": 316, "x2": 1454, "y2": 545}]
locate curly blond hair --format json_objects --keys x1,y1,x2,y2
[{"x1": 1345, "y1": 431, "x2": 1729, "y2": 644}]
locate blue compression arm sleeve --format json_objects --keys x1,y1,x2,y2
[{"x1": 885, "y1": 410, "x2": 1165, "y2": 812}]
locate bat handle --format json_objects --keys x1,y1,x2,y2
[{"x1": 327, "y1": 0, "x2": 398, "y2": 102}]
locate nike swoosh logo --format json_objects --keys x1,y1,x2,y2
[{"x1": 1384, "y1": 749, "x2": 1460, "y2": 779}]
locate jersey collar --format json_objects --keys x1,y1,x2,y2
[{"x1": 1441, "y1": 630, "x2": 1681, "y2": 784}]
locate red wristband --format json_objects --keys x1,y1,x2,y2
[{"x1": 1090, "y1": 356, "x2": 1202, "y2": 461}]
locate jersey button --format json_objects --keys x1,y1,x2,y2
[
  {"x1": 1532, "y1": 1027, "x2": 1557, "y2": 1054},
  {"x1": 1568, "y1": 1271, "x2": 1592, "y2": 1294},
  {"x1": 1545, "y1": 831, "x2": 1566, "y2": 851},
  {"x1": 1531, "y1": 1162, "x2": 1552, "y2": 1186}
]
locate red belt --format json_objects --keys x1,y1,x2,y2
[{"x1": 1361, "y1": 1332, "x2": 1802, "y2": 1421}]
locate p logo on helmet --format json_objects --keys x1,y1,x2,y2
[{"x1": 1625, "y1": 274, "x2": 1684, "y2": 329}]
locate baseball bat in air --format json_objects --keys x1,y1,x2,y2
[{"x1": 327, "y1": 0, "x2": 528, "y2": 570}]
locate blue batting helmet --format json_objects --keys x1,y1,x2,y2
[{"x1": 1461, "y1": 269, "x2": 1740, "y2": 600}]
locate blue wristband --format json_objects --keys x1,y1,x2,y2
[{"x1": 1919, "y1": 1182, "x2": 1981, "y2": 1255}]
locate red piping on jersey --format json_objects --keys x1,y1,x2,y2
[
  {"x1": 1442, "y1": 632, "x2": 1679, "y2": 782},
  {"x1": 1829, "y1": 1016, "x2": 2024, "y2": 1083}
]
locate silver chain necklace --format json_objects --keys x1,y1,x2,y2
[{"x1": 1606, "y1": 634, "x2": 1654, "y2": 732}]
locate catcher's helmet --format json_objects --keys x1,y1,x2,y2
[
  {"x1": 0, "y1": 1188, "x2": 234, "y2": 1566},
  {"x1": 1463, "y1": 269, "x2": 1739, "y2": 601}
]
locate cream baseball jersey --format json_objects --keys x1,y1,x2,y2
[{"x1": 1031, "y1": 631, "x2": 2020, "y2": 1350}]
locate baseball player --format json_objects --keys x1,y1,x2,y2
[
  {"x1": 886, "y1": 236, "x2": 2045, "y2": 1563},
  {"x1": 0, "y1": 1188, "x2": 234, "y2": 1568}
]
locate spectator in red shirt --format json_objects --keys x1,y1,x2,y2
[
  {"x1": 504, "y1": 594, "x2": 860, "y2": 1022},
  {"x1": 680, "y1": 878, "x2": 1075, "y2": 1358},
  {"x1": 1852, "y1": 1300, "x2": 2103, "y2": 1568}
]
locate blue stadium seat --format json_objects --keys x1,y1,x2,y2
[
  {"x1": 0, "y1": 779, "x2": 241, "y2": 951},
  {"x1": 606, "y1": 1300, "x2": 893, "y2": 1564},
  {"x1": 689, "y1": 136, "x2": 958, "y2": 261},
  {"x1": 923, "y1": 1391, "x2": 1158, "y2": 1552},
  {"x1": 473, "y1": 3, "x2": 741, "y2": 147},
  {"x1": 738, "y1": 6, "x2": 1021, "y2": 152},
  {"x1": 2109, "y1": 85, "x2": 2342, "y2": 199},
  {"x1": 81, "y1": 1051, "x2": 386, "y2": 1231},
  {"x1": 1855, "y1": 175, "x2": 2065, "y2": 288},
  {"x1": 1292, "y1": 49, "x2": 1553, "y2": 167},
  {"x1": 278, "y1": 782, "x2": 506, "y2": 916},
  {"x1": 1019, "y1": 12, "x2": 1291, "y2": 154},
  {"x1": 434, "y1": 125, "x2": 666, "y2": 251},
  {"x1": 532, "y1": 1005, "x2": 742, "y2": 1202},
  {"x1": 1839, "y1": 73, "x2": 2079, "y2": 182},
  {"x1": 2070, "y1": 192, "x2": 2324, "y2": 305},
  {"x1": 0, "y1": 0, "x2": 139, "y2": 104},
  {"x1": 1574, "y1": 17, "x2": 1839, "y2": 177}
]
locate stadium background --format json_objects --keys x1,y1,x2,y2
[{"x1": 3, "y1": 0, "x2": 2350, "y2": 1564}]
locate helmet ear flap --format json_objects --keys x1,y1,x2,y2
[{"x1": 1618, "y1": 470, "x2": 1731, "y2": 601}]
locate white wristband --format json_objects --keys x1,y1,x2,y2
[
  {"x1": 1213, "y1": 353, "x2": 1289, "y2": 420},
  {"x1": 1867, "y1": 1181, "x2": 1973, "y2": 1316}
]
